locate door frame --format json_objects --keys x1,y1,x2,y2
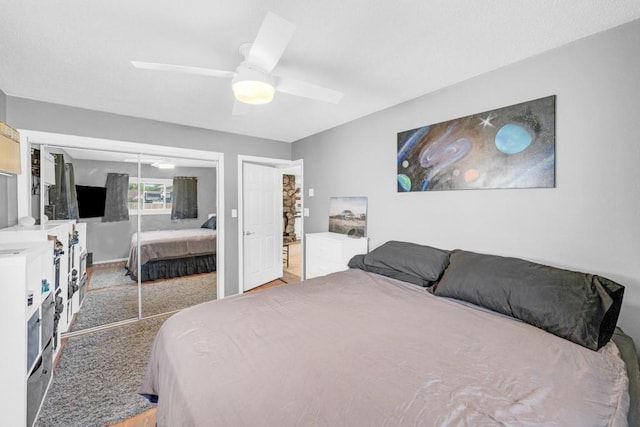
[
  {"x1": 17, "y1": 129, "x2": 226, "y2": 300},
  {"x1": 237, "y1": 155, "x2": 304, "y2": 293}
]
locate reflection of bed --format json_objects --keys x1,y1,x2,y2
[
  {"x1": 140, "y1": 241, "x2": 639, "y2": 426},
  {"x1": 125, "y1": 228, "x2": 217, "y2": 282}
]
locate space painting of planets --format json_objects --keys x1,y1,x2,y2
[{"x1": 397, "y1": 95, "x2": 556, "y2": 192}]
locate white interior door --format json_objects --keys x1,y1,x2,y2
[{"x1": 243, "y1": 163, "x2": 282, "y2": 291}]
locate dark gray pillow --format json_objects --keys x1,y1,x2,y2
[
  {"x1": 434, "y1": 250, "x2": 624, "y2": 351},
  {"x1": 348, "y1": 255, "x2": 433, "y2": 287},
  {"x1": 363, "y1": 240, "x2": 450, "y2": 282},
  {"x1": 201, "y1": 216, "x2": 216, "y2": 230}
]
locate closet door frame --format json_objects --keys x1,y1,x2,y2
[{"x1": 16, "y1": 130, "x2": 225, "y2": 330}]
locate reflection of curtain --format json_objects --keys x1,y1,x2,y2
[
  {"x1": 171, "y1": 176, "x2": 198, "y2": 219},
  {"x1": 51, "y1": 154, "x2": 79, "y2": 220},
  {"x1": 102, "y1": 173, "x2": 130, "y2": 223}
]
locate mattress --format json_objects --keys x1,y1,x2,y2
[
  {"x1": 125, "y1": 228, "x2": 216, "y2": 271},
  {"x1": 140, "y1": 269, "x2": 631, "y2": 426}
]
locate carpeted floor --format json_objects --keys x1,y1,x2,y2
[
  {"x1": 34, "y1": 267, "x2": 218, "y2": 426},
  {"x1": 87, "y1": 265, "x2": 133, "y2": 289},
  {"x1": 35, "y1": 313, "x2": 172, "y2": 427}
]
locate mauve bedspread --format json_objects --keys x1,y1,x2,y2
[
  {"x1": 140, "y1": 269, "x2": 630, "y2": 426},
  {"x1": 126, "y1": 228, "x2": 216, "y2": 270}
]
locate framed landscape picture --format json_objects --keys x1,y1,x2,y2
[
  {"x1": 328, "y1": 196, "x2": 367, "y2": 237},
  {"x1": 397, "y1": 95, "x2": 556, "y2": 192}
]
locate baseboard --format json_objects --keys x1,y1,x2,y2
[{"x1": 93, "y1": 257, "x2": 127, "y2": 265}]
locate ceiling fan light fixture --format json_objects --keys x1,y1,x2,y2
[
  {"x1": 232, "y1": 80, "x2": 275, "y2": 104},
  {"x1": 232, "y1": 64, "x2": 275, "y2": 104},
  {"x1": 152, "y1": 160, "x2": 175, "y2": 169},
  {"x1": 156, "y1": 163, "x2": 175, "y2": 169}
]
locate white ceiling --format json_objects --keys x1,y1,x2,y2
[
  {"x1": 58, "y1": 147, "x2": 217, "y2": 168},
  {"x1": 1, "y1": 1, "x2": 639, "y2": 143}
]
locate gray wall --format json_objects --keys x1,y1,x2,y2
[
  {"x1": 6, "y1": 99, "x2": 291, "y2": 294},
  {"x1": 68, "y1": 158, "x2": 216, "y2": 262},
  {"x1": 293, "y1": 20, "x2": 640, "y2": 348},
  {"x1": 0, "y1": 89, "x2": 6, "y2": 119},
  {"x1": 0, "y1": 88, "x2": 18, "y2": 229},
  {"x1": 0, "y1": 88, "x2": 7, "y2": 228}
]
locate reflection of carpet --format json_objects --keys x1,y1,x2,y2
[
  {"x1": 142, "y1": 274, "x2": 216, "y2": 317},
  {"x1": 88, "y1": 264, "x2": 133, "y2": 290},
  {"x1": 36, "y1": 314, "x2": 171, "y2": 427},
  {"x1": 71, "y1": 286, "x2": 139, "y2": 331},
  {"x1": 72, "y1": 267, "x2": 216, "y2": 331}
]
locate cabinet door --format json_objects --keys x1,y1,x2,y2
[
  {"x1": 27, "y1": 312, "x2": 40, "y2": 372},
  {"x1": 41, "y1": 293, "x2": 55, "y2": 345},
  {"x1": 26, "y1": 339, "x2": 52, "y2": 427},
  {"x1": 0, "y1": 132, "x2": 21, "y2": 175}
]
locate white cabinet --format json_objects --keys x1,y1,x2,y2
[
  {"x1": 305, "y1": 232, "x2": 369, "y2": 279},
  {"x1": 0, "y1": 223, "x2": 73, "y2": 348},
  {"x1": 48, "y1": 220, "x2": 87, "y2": 314},
  {"x1": 0, "y1": 241, "x2": 54, "y2": 427}
]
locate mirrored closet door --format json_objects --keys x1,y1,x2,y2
[
  {"x1": 30, "y1": 144, "x2": 218, "y2": 333},
  {"x1": 136, "y1": 154, "x2": 218, "y2": 318}
]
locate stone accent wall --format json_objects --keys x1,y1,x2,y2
[{"x1": 283, "y1": 174, "x2": 299, "y2": 243}]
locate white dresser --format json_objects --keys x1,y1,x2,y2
[
  {"x1": 0, "y1": 223, "x2": 72, "y2": 338},
  {"x1": 306, "y1": 232, "x2": 369, "y2": 279},
  {"x1": 0, "y1": 241, "x2": 55, "y2": 427}
]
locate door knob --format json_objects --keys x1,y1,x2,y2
[{"x1": 244, "y1": 231, "x2": 255, "y2": 236}]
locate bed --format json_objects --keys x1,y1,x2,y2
[
  {"x1": 140, "y1": 241, "x2": 639, "y2": 426},
  {"x1": 125, "y1": 216, "x2": 217, "y2": 282}
]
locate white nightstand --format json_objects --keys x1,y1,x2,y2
[{"x1": 305, "y1": 232, "x2": 369, "y2": 279}]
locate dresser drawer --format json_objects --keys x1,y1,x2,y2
[
  {"x1": 26, "y1": 339, "x2": 52, "y2": 427},
  {"x1": 306, "y1": 232, "x2": 368, "y2": 279},
  {"x1": 41, "y1": 293, "x2": 55, "y2": 346}
]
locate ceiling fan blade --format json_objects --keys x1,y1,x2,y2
[
  {"x1": 275, "y1": 76, "x2": 344, "y2": 104},
  {"x1": 232, "y1": 100, "x2": 251, "y2": 116},
  {"x1": 131, "y1": 61, "x2": 236, "y2": 78},
  {"x1": 246, "y1": 12, "x2": 296, "y2": 73}
]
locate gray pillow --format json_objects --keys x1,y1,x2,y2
[
  {"x1": 363, "y1": 240, "x2": 450, "y2": 282},
  {"x1": 201, "y1": 216, "x2": 216, "y2": 230},
  {"x1": 434, "y1": 250, "x2": 624, "y2": 351},
  {"x1": 348, "y1": 254, "x2": 433, "y2": 287}
]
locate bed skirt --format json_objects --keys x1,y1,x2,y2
[{"x1": 128, "y1": 254, "x2": 216, "y2": 282}]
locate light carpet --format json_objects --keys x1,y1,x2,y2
[
  {"x1": 37, "y1": 266, "x2": 217, "y2": 426},
  {"x1": 72, "y1": 267, "x2": 216, "y2": 331},
  {"x1": 35, "y1": 313, "x2": 172, "y2": 427},
  {"x1": 87, "y1": 265, "x2": 133, "y2": 290}
]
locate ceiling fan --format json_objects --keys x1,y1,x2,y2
[{"x1": 131, "y1": 12, "x2": 344, "y2": 115}]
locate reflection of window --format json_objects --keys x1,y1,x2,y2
[{"x1": 128, "y1": 178, "x2": 174, "y2": 215}]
